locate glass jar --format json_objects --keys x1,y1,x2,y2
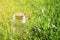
[{"x1": 11, "y1": 13, "x2": 26, "y2": 35}]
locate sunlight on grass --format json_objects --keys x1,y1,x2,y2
[{"x1": 0, "y1": 0, "x2": 60, "y2": 40}]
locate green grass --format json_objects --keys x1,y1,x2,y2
[{"x1": 0, "y1": 0, "x2": 60, "y2": 40}]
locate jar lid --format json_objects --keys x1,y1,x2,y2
[{"x1": 15, "y1": 13, "x2": 24, "y2": 20}]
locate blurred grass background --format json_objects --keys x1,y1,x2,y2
[{"x1": 0, "y1": 0, "x2": 60, "y2": 40}]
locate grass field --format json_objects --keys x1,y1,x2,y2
[{"x1": 0, "y1": 0, "x2": 60, "y2": 40}]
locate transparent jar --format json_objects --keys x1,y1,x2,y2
[{"x1": 11, "y1": 13, "x2": 26, "y2": 35}]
